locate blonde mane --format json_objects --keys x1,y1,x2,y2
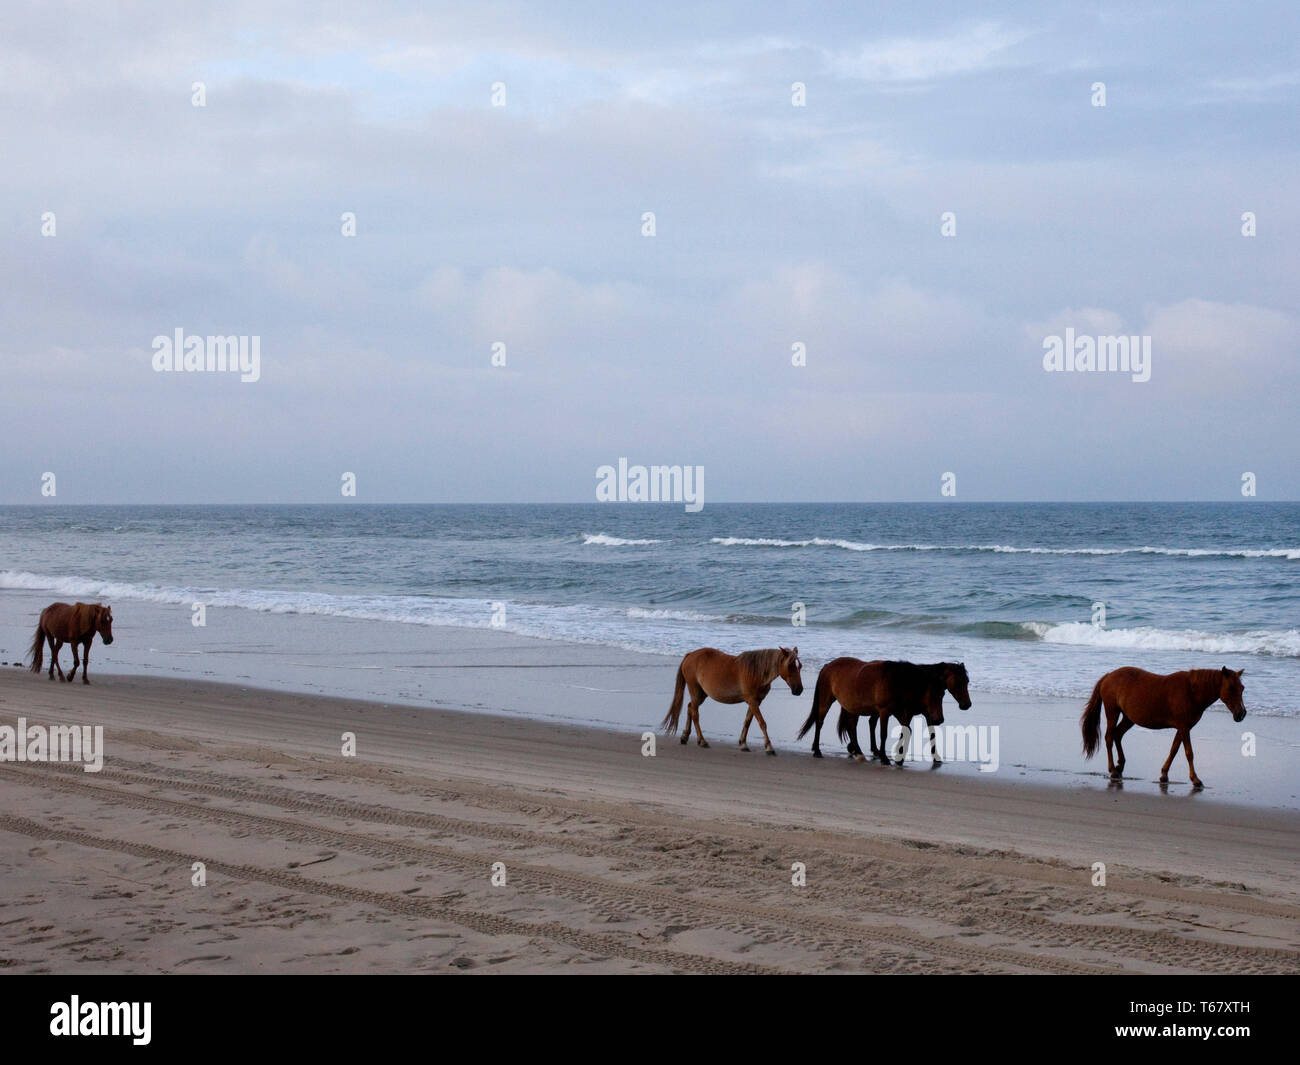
[{"x1": 736, "y1": 648, "x2": 785, "y2": 687}]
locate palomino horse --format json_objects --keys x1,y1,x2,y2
[
  {"x1": 797, "y1": 658, "x2": 971, "y2": 764},
  {"x1": 28, "y1": 602, "x2": 115, "y2": 684},
  {"x1": 1081, "y1": 666, "x2": 1245, "y2": 788},
  {"x1": 662, "y1": 647, "x2": 803, "y2": 754}
]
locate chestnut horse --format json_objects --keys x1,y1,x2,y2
[
  {"x1": 797, "y1": 658, "x2": 971, "y2": 764},
  {"x1": 28, "y1": 602, "x2": 115, "y2": 684},
  {"x1": 662, "y1": 647, "x2": 803, "y2": 754},
  {"x1": 1081, "y1": 666, "x2": 1245, "y2": 788}
]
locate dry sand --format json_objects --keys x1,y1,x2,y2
[{"x1": 0, "y1": 669, "x2": 1297, "y2": 974}]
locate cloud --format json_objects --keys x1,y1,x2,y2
[
  {"x1": 828, "y1": 22, "x2": 1033, "y2": 83},
  {"x1": 1144, "y1": 299, "x2": 1294, "y2": 385},
  {"x1": 1, "y1": 3, "x2": 1298, "y2": 501},
  {"x1": 420, "y1": 266, "x2": 653, "y2": 360},
  {"x1": 1023, "y1": 300, "x2": 1295, "y2": 392},
  {"x1": 1024, "y1": 308, "x2": 1127, "y2": 345}
]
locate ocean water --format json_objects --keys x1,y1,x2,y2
[{"x1": 1, "y1": 502, "x2": 1297, "y2": 714}]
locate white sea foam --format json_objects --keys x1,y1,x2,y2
[
  {"x1": 710, "y1": 536, "x2": 888, "y2": 551},
  {"x1": 0, "y1": 569, "x2": 479, "y2": 627},
  {"x1": 582, "y1": 533, "x2": 663, "y2": 546},
  {"x1": 0, "y1": 569, "x2": 718, "y2": 644},
  {"x1": 1025, "y1": 620, "x2": 1300, "y2": 657},
  {"x1": 626, "y1": 606, "x2": 721, "y2": 621},
  {"x1": 7, "y1": 568, "x2": 1295, "y2": 659},
  {"x1": 709, "y1": 538, "x2": 1300, "y2": 559},
  {"x1": 4, "y1": 568, "x2": 1296, "y2": 713}
]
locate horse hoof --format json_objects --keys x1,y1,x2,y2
[
  {"x1": 765, "y1": 748, "x2": 776, "y2": 756},
  {"x1": 853, "y1": 754, "x2": 866, "y2": 763},
  {"x1": 739, "y1": 744, "x2": 749, "y2": 752},
  {"x1": 1192, "y1": 779, "x2": 1204, "y2": 790},
  {"x1": 698, "y1": 741, "x2": 709, "y2": 749},
  {"x1": 1159, "y1": 774, "x2": 1169, "y2": 784},
  {"x1": 680, "y1": 737, "x2": 688, "y2": 745},
  {"x1": 1109, "y1": 769, "x2": 1122, "y2": 779},
  {"x1": 812, "y1": 750, "x2": 822, "y2": 759}
]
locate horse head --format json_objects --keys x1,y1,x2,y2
[
  {"x1": 944, "y1": 662, "x2": 972, "y2": 711},
  {"x1": 779, "y1": 646, "x2": 804, "y2": 696},
  {"x1": 1219, "y1": 667, "x2": 1245, "y2": 721},
  {"x1": 97, "y1": 605, "x2": 114, "y2": 645}
]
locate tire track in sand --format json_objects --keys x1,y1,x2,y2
[
  {"x1": 76, "y1": 760, "x2": 1300, "y2": 973},
  {"x1": 3, "y1": 762, "x2": 1135, "y2": 974},
  {"x1": 0, "y1": 810, "x2": 778, "y2": 975},
  {"x1": 103, "y1": 728, "x2": 1300, "y2": 922}
]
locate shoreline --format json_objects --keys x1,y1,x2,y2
[
  {"x1": 1, "y1": 669, "x2": 1297, "y2": 973},
  {"x1": 3, "y1": 585, "x2": 1294, "y2": 811}
]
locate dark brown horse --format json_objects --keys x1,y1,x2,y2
[
  {"x1": 662, "y1": 647, "x2": 803, "y2": 754},
  {"x1": 1081, "y1": 666, "x2": 1245, "y2": 788},
  {"x1": 797, "y1": 658, "x2": 971, "y2": 764},
  {"x1": 28, "y1": 602, "x2": 115, "y2": 684}
]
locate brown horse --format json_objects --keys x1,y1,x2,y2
[
  {"x1": 28, "y1": 602, "x2": 115, "y2": 684},
  {"x1": 662, "y1": 647, "x2": 803, "y2": 754},
  {"x1": 1081, "y1": 666, "x2": 1245, "y2": 788},
  {"x1": 797, "y1": 658, "x2": 971, "y2": 764}
]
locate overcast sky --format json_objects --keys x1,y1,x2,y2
[{"x1": 2, "y1": 2, "x2": 1296, "y2": 503}]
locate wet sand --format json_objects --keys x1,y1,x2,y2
[{"x1": 0, "y1": 669, "x2": 1296, "y2": 973}]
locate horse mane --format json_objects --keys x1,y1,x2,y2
[
  {"x1": 737, "y1": 648, "x2": 784, "y2": 686},
  {"x1": 72, "y1": 602, "x2": 101, "y2": 636},
  {"x1": 1188, "y1": 669, "x2": 1224, "y2": 699},
  {"x1": 884, "y1": 660, "x2": 948, "y2": 689}
]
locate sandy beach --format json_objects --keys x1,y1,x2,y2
[{"x1": 1, "y1": 667, "x2": 1296, "y2": 974}]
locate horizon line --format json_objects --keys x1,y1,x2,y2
[{"x1": 0, "y1": 500, "x2": 1294, "y2": 507}]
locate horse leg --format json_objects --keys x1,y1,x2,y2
[
  {"x1": 688, "y1": 688, "x2": 709, "y2": 748},
  {"x1": 1159, "y1": 729, "x2": 1185, "y2": 784},
  {"x1": 683, "y1": 683, "x2": 704, "y2": 745},
  {"x1": 927, "y1": 720, "x2": 941, "y2": 764},
  {"x1": 1182, "y1": 731, "x2": 1203, "y2": 789},
  {"x1": 50, "y1": 638, "x2": 66, "y2": 681},
  {"x1": 867, "y1": 712, "x2": 881, "y2": 761},
  {"x1": 81, "y1": 640, "x2": 92, "y2": 684},
  {"x1": 1103, "y1": 704, "x2": 1121, "y2": 777},
  {"x1": 1112, "y1": 714, "x2": 1134, "y2": 775},
  {"x1": 811, "y1": 697, "x2": 830, "y2": 758},
  {"x1": 68, "y1": 642, "x2": 81, "y2": 683},
  {"x1": 690, "y1": 703, "x2": 709, "y2": 748},
  {"x1": 750, "y1": 705, "x2": 776, "y2": 755},
  {"x1": 845, "y1": 715, "x2": 865, "y2": 762},
  {"x1": 891, "y1": 717, "x2": 912, "y2": 765},
  {"x1": 738, "y1": 704, "x2": 753, "y2": 751},
  {"x1": 877, "y1": 712, "x2": 894, "y2": 765}
]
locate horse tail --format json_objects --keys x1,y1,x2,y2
[
  {"x1": 28, "y1": 621, "x2": 45, "y2": 673},
  {"x1": 836, "y1": 708, "x2": 853, "y2": 744},
  {"x1": 1081, "y1": 678, "x2": 1104, "y2": 758},
  {"x1": 796, "y1": 668, "x2": 831, "y2": 740},
  {"x1": 661, "y1": 663, "x2": 687, "y2": 735}
]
